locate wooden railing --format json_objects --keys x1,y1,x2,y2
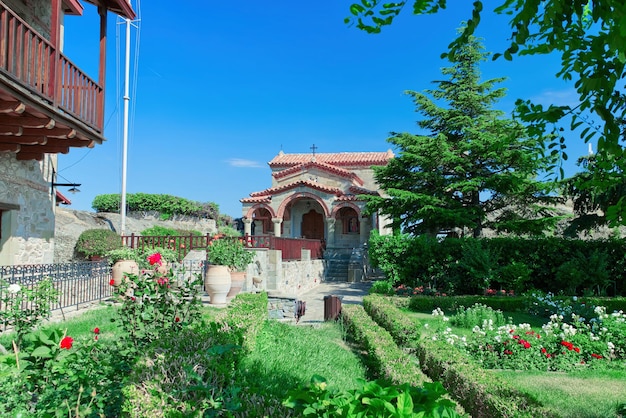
[
  {"x1": 244, "y1": 235, "x2": 324, "y2": 260},
  {"x1": 0, "y1": 2, "x2": 103, "y2": 131},
  {"x1": 121, "y1": 234, "x2": 324, "y2": 261}
]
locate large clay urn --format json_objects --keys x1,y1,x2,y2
[
  {"x1": 205, "y1": 265, "x2": 232, "y2": 304},
  {"x1": 227, "y1": 271, "x2": 246, "y2": 298},
  {"x1": 111, "y1": 260, "x2": 139, "y2": 286}
]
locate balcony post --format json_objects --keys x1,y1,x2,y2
[{"x1": 97, "y1": 5, "x2": 108, "y2": 130}]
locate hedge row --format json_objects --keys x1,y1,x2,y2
[
  {"x1": 407, "y1": 296, "x2": 526, "y2": 314},
  {"x1": 218, "y1": 292, "x2": 268, "y2": 353},
  {"x1": 369, "y1": 233, "x2": 626, "y2": 296},
  {"x1": 341, "y1": 304, "x2": 430, "y2": 387},
  {"x1": 362, "y1": 294, "x2": 421, "y2": 347},
  {"x1": 362, "y1": 298, "x2": 559, "y2": 418},
  {"x1": 92, "y1": 193, "x2": 219, "y2": 219}
]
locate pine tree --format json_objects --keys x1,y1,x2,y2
[{"x1": 365, "y1": 34, "x2": 559, "y2": 237}]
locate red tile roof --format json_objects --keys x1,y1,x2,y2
[
  {"x1": 273, "y1": 160, "x2": 364, "y2": 185},
  {"x1": 240, "y1": 196, "x2": 272, "y2": 204},
  {"x1": 249, "y1": 180, "x2": 342, "y2": 198},
  {"x1": 269, "y1": 150, "x2": 394, "y2": 168}
]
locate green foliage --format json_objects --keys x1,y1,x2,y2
[
  {"x1": 369, "y1": 279, "x2": 395, "y2": 296},
  {"x1": 218, "y1": 225, "x2": 242, "y2": 237},
  {"x1": 364, "y1": 296, "x2": 556, "y2": 417},
  {"x1": 75, "y1": 228, "x2": 122, "y2": 258},
  {"x1": 0, "y1": 278, "x2": 59, "y2": 349},
  {"x1": 363, "y1": 294, "x2": 421, "y2": 347},
  {"x1": 140, "y1": 225, "x2": 203, "y2": 237},
  {"x1": 371, "y1": 234, "x2": 626, "y2": 296},
  {"x1": 207, "y1": 238, "x2": 255, "y2": 272},
  {"x1": 363, "y1": 32, "x2": 557, "y2": 237},
  {"x1": 105, "y1": 247, "x2": 141, "y2": 264},
  {"x1": 122, "y1": 325, "x2": 242, "y2": 417},
  {"x1": 408, "y1": 295, "x2": 526, "y2": 314},
  {"x1": 341, "y1": 304, "x2": 430, "y2": 386},
  {"x1": 136, "y1": 246, "x2": 179, "y2": 267},
  {"x1": 113, "y1": 257, "x2": 204, "y2": 351},
  {"x1": 450, "y1": 303, "x2": 507, "y2": 329},
  {"x1": 283, "y1": 375, "x2": 461, "y2": 418},
  {"x1": 92, "y1": 193, "x2": 219, "y2": 219},
  {"x1": 219, "y1": 292, "x2": 268, "y2": 352},
  {"x1": 346, "y1": 0, "x2": 626, "y2": 227}
]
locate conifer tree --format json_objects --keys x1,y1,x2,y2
[{"x1": 365, "y1": 35, "x2": 559, "y2": 237}]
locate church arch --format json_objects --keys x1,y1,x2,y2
[{"x1": 277, "y1": 192, "x2": 330, "y2": 219}]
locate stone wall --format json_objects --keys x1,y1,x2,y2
[
  {"x1": 0, "y1": 154, "x2": 56, "y2": 265},
  {"x1": 54, "y1": 208, "x2": 217, "y2": 263}
]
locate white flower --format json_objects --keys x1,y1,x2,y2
[
  {"x1": 424, "y1": 323, "x2": 429, "y2": 329},
  {"x1": 572, "y1": 296, "x2": 578, "y2": 301},
  {"x1": 7, "y1": 284, "x2": 21, "y2": 294}
]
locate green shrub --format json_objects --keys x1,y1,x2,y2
[
  {"x1": 450, "y1": 303, "x2": 508, "y2": 329},
  {"x1": 92, "y1": 193, "x2": 219, "y2": 219},
  {"x1": 219, "y1": 292, "x2": 268, "y2": 352},
  {"x1": 363, "y1": 294, "x2": 421, "y2": 347},
  {"x1": 75, "y1": 228, "x2": 122, "y2": 258},
  {"x1": 208, "y1": 238, "x2": 255, "y2": 272},
  {"x1": 341, "y1": 304, "x2": 430, "y2": 386},
  {"x1": 369, "y1": 279, "x2": 395, "y2": 295},
  {"x1": 284, "y1": 375, "x2": 460, "y2": 418},
  {"x1": 555, "y1": 249, "x2": 610, "y2": 295}
]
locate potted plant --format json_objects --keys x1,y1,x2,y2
[
  {"x1": 206, "y1": 238, "x2": 255, "y2": 303},
  {"x1": 75, "y1": 229, "x2": 122, "y2": 260},
  {"x1": 105, "y1": 247, "x2": 140, "y2": 286}
]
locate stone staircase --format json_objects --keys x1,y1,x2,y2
[{"x1": 324, "y1": 247, "x2": 367, "y2": 282}]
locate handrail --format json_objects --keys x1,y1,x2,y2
[{"x1": 0, "y1": 1, "x2": 103, "y2": 131}]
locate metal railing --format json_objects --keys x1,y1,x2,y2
[
  {"x1": 0, "y1": 261, "x2": 113, "y2": 316},
  {"x1": 122, "y1": 233, "x2": 214, "y2": 260},
  {"x1": 0, "y1": 1, "x2": 103, "y2": 131}
]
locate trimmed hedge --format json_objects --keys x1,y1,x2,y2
[
  {"x1": 366, "y1": 298, "x2": 559, "y2": 418},
  {"x1": 362, "y1": 294, "x2": 421, "y2": 347},
  {"x1": 416, "y1": 339, "x2": 557, "y2": 418},
  {"x1": 369, "y1": 233, "x2": 626, "y2": 296},
  {"x1": 341, "y1": 304, "x2": 430, "y2": 387},
  {"x1": 218, "y1": 292, "x2": 268, "y2": 352},
  {"x1": 408, "y1": 296, "x2": 526, "y2": 314}
]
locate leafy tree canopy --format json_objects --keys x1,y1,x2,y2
[
  {"x1": 346, "y1": 0, "x2": 626, "y2": 224},
  {"x1": 364, "y1": 32, "x2": 560, "y2": 237}
]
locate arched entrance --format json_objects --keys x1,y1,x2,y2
[{"x1": 301, "y1": 209, "x2": 324, "y2": 239}]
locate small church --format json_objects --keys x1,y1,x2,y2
[{"x1": 240, "y1": 147, "x2": 394, "y2": 251}]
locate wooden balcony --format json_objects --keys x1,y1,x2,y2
[{"x1": 0, "y1": 1, "x2": 104, "y2": 161}]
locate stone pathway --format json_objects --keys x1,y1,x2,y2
[{"x1": 295, "y1": 280, "x2": 372, "y2": 326}]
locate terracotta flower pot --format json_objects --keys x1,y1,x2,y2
[
  {"x1": 111, "y1": 259, "x2": 139, "y2": 286},
  {"x1": 205, "y1": 265, "x2": 231, "y2": 304}
]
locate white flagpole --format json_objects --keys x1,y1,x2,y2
[{"x1": 121, "y1": 17, "x2": 131, "y2": 235}]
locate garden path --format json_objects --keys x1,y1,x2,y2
[{"x1": 295, "y1": 280, "x2": 372, "y2": 326}]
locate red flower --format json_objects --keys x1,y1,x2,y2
[
  {"x1": 93, "y1": 327, "x2": 100, "y2": 334},
  {"x1": 591, "y1": 353, "x2": 603, "y2": 359},
  {"x1": 147, "y1": 252, "x2": 162, "y2": 266},
  {"x1": 574, "y1": 346, "x2": 580, "y2": 353},
  {"x1": 109, "y1": 279, "x2": 115, "y2": 286},
  {"x1": 175, "y1": 317, "x2": 180, "y2": 323},
  {"x1": 504, "y1": 350, "x2": 513, "y2": 355},
  {"x1": 541, "y1": 348, "x2": 547, "y2": 353},
  {"x1": 60, "y1": 336, "x2": 73, "y2": 350}
]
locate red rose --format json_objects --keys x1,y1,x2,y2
[
  {"x1": 93, "y1": 327, "x2": 100, "y2": 334},
  {"x1": 175, "y1": 317, "x2": 180, "y2": 323},
  {"x1": 147, "y1": 253, "x2": 162, "y2": 266},
  {"x1": 60, "y1": 336, "x2": 73, "y2": 350},
  {"x1": 109, "y1": 279, "x2": 115, "y2": 286}
]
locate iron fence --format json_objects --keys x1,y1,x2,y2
[
  {"x1": 0, "y1": 261, "x2": 112, "y2": 322},
  {"x1": 0, "y1": 260, "x2": 207, "y2": 330}
]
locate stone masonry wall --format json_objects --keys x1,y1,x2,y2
[{"x1": 0, "y1": 154, "x2": 56, "y2": 265}]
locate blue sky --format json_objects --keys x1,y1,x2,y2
[{"x1": 57, "y1": 1, "x2": 585, "y2": 219}]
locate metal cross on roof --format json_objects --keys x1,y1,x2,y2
[{"x1": 310, "y1": 144, "x2": 318, "y2": 155}]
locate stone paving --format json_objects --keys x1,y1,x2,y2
[{"x1": 295, "y1": 280, "x2": 372, "y2": 326}]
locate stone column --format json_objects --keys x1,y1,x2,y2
[
  {"x1": 272, "y1": 218, "x2": 282, "y2": 237},
  {"x1": 360, "y1": 217, "x2": 370, "y2": 245},
  {"x1": 243, "y1": 218, "x2": 252, "y2": 236},
  {"x1": 325, "y1": 217, "x2": 336, "y2": 247}
]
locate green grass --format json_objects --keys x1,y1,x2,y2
[
  {"x1": 238, "y1": 320, "x2": 367, "y2": 398},
  {"x1": 0, "y1": 303, "x2": 224, "y2": 349},
  {"x1": 493, "y1": 369, "x2": 626, "y2": 418}
]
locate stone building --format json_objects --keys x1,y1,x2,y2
[
  {"x1": 0, "y1": 0, "x2": 135, "y2": 265},
  {"x1": 240, "y1": 150, "x2": 394, "y2": 250}
]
